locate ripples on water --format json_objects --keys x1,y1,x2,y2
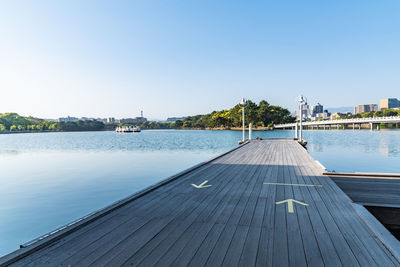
[{"x1": 0, "y1": 129, "x2": 399, "y2": 256}]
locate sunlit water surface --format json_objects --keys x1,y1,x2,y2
[{"x1": 1, "y1": 129, "x2": 400, "y2": 256}]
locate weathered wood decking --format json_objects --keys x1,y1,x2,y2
[
  {"x1": 1, "y1": 139, "x2": 399, "y2": 266},
  {"x1": 331, "y1": 176, "x2": 400, "y2": 208}
]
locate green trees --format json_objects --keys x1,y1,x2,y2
[
  {"x1": 174, "y1": 120, "x2": 183, "y2": 128},
  {"x1": 181, "y1": 100, "x2": 295, "y2": 129},
  {"x1": 58, "y1": 120, "x2": 105, "y2": 131},
  {"x1": 382, "y1": 109, "x2": 398, "y2": 116},
  {"x1": 0, "y1": 113, "x2": 30, "y2": 129},
  {"x1": 48, "y1": 123, "x2": 59, "y2": 131},
  {"x1": 0, "y1": 113, "x2": 108, "y2": 132},
  {"x1": 138, "y1": 121, "x2": 174, "y2": 129},
  {"x1": 347, "y1": 109, "x2": 400, "y2": 119}
]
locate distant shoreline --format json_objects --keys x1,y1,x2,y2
[
  {"x1": 0, "y1": 129, "x2": 110, "y2": 135},
  {"x1": 2, "y1": 126, "x2": 400, "y2": 135},
  {"x1": 0, "y1": 128, "x2": 275, "y2": 135}
]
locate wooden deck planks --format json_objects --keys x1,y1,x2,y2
[
  {"x1": 296, "y1": 144, "x2": 399, "y2": 265},
  {"x1": 123, "y1": 146, "x2": 264, "y2": 266},
  {"x1": 176, "y1": 143, "x2": 268, "y2": 267},
  {"x1": 272, "y1": 144, "x2": 290, "y2": 267},
  {"x1": 332, "y1": 177, "x2": 400, "y2": 208},
  {"x1": 290, "y1": 147, "x2": 360, "y2": 266},
  {"x1": 282, "y1": 142, "x2": 307, "y2": 267},
  {"x1": 3, "y1": 139, "x2": 399, "y2": 267},
  {"x1": 89, "y1": 147, "x2": 256, "y2": 266},
  {"x1": 291, "y1": 143, "x2": 398, "y2": 266},
  {"x1": 284, "y1": 147, "x2": 325, "y2": 267}
]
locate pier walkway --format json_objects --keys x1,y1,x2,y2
[{"x1": 1, "y1": 139, "x2": 399, "y2": 266}]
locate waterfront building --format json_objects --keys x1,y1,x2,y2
[
  {"x1": 311, "y1": 103, "x2": 323, "y2": 117},
  {"x1": 354, "y1": 104, "x2": 378, "y2": 114},
  {"x1": 107, "y1": 117, "x2": 116, "y2": 123},
  {"x1": 380, "y1": 98, "x2": 400, "y2": 110}
]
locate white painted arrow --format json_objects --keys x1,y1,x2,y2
[
  {"x1": 191, "y1": 180, "x2": 212, "y2": 189},
  {"x1": 276, "y1": 199, "x2": 308, "y2": 213}
]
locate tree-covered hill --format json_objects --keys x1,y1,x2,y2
[
  {"x1": 0, "y1": 113, "x2": 105, "y2": 132},
  {"x1": 178, "y1": 100, "x2": 295, "y2": 129}
]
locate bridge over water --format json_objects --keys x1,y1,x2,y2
[{"x1": 274, "y1": 116, "x2": 400, "y2": 130}]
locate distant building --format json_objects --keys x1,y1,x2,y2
[
  {"x1": 313, "y1": 112, "x2": 330, "y2": 120},
  {"x1": 330, "y1": 112, "x2": 350, "y2": 120},
  {"x1": 107, "y1": 117, "x2": 116, "y2": 123},
  {"x1": 354, "y1": 104, "x2": 378, "y2": 114},
  {"x1": 380, "y1": 98, "x2": 400, "y2": 110},
  {"x1": 167, "y1": 117, "x2": 187, "y2": 122},
  {"x1": 120, "y1": 117, "x2": 147, "y2": 124},
  {"x1": 311, "y1": 103, "x2": 323, "y2": 117},
  {"x1": 80, "y1": 117, "x2": 99, "y2": 121},
  {"x1": 120, "y1": 111, "x2": 148, "y2": 124},
  {"x1": 58, "y1": 116, "x2": 79, "y2": 122}
]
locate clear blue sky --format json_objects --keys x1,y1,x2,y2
[{"x1": 1, "y1": 0, "x2": 399, "y2": 119}]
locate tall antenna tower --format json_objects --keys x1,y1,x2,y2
[{"x1": 141, "y1": 110, "x2": 143, "y2": 117}]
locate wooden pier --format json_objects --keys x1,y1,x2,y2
[{"x1": 1, "y1": 139, "x2": 399, "y2": 266}]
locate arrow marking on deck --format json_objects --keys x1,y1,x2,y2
[
  {"x1": 264, "y1": 182, "x2": 322, "y2": 187},
  {"x1": 191, "y1": 180, "x2": 212, "y2": 189},
  {"x1": 276, "y1": 199, "x2": 308, "y2": 213}
]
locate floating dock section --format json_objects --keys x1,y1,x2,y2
[{"x1": 1, "y1": 139, "x2": 399, "y2": 266}]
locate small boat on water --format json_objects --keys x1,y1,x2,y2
[{"x1": 115, "y1": 126, "x2": 141, "y2": 133}]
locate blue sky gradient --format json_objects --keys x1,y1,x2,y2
[{"x1": 1, "y1": 1, "x2": 399, "y2": 119}]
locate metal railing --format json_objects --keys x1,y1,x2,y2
[{"x1": 274, "y1": 116, "x2": 400, "y2": 128}]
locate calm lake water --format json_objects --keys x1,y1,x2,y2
[{"x1": 1, "y1": 129, "x2": 400, "y2": 256}]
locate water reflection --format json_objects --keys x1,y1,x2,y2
[
  {"x1": 308, "y1": 143, "x2": 324, "y2": 153},
  {"x1": 301, "y1": 129, "x2": 400, "y2": 173}
]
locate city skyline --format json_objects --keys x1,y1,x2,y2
[{"x1": 1, "y1": 1, "x2": 400, "y2": 119}]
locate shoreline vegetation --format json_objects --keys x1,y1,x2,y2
[
  {"x1": 0, "y1": 100, "x2": 295, "y2": 133},
  {"x1": 2, "y1": 102, "x2": 400, "y2": 134}
]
